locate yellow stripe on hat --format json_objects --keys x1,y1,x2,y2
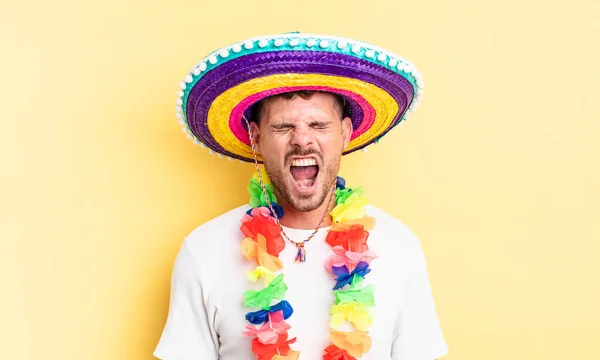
[{"x1": 206, "y1": 73, "x2": 399, "y2": 159}]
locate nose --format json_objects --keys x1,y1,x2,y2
[{"x1": 291, "y1": 124, "x2": 314, "y2": 149}]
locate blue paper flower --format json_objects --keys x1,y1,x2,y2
[
  {"x1": 245, "y1": 300, "x2": 294, "y2": 325},
  {"x1": 331, "y1": 261, "x2": 371, "y2": 290},
  {"x1": 336, "y1": 176, "x2": 346, "y2": 190}
]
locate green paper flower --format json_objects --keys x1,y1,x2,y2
[
  {"x1": 334, "y1": 277, "x2": 375, "y2": 307},
  {"x1": 335, "y1": 188, "x2": 352, "y2": 206},
  {"x1": 247, "y1": 177, "x2": 277, "y2": 208},
  {"x1": 335, "y1": 186, "x2": 365, "y2": 206},
  {"x1": 243, "y1": 273, "x2": 288, "y2": 310}
]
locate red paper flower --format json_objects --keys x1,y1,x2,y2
[
  {"x1": 325, "y1": 224, "x2": 369, "y2": 253},
  {"x1": 241, "y1": 207, "x2": 285, "y2": 256},
  {"x1": 251, "y1": 332, "x2": 297, "y2": 360},
  {"x1": 323, "y1": 345, "x2": 357, "y2": 360}
]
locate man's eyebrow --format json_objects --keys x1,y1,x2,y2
[
  {"x1": 309, "y1": 119, "x2": 331, "y2": 126},
  {"x1": 270, "y1": 117, "x2": 332, "y2": 129},
  {"x1": 270, "y1": 121, "x2": 295, "y2": 129}
]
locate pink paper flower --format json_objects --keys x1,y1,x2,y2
[
  {"x1": 325, "y1": 246, "x2": 378, "y2": 272},
  {"x1": 243, "y1": 310, "x2": 291, "y2": 344}
]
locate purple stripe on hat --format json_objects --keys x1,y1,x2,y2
[{"x1": 186, "y1": 50, "x2": 414, "y2": 159}]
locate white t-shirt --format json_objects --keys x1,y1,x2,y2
[{"x1": 154, "y1": 205, "x2": 448, "y2": 360}]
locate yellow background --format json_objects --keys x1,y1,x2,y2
[{"x1": 1, "y1": 0, "x2": 599, "y2": 359}]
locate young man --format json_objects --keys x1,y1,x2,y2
[{"x1": 155, "y1": 33, "x2": 447, "y2": 360}]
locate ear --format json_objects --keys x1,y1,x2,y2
[
  {"x1": 248, "y1": 121, "x2": 261, "y2": 153},
  {"x1": 341, "y1": 116, "x2": 353, "y2": 150}
]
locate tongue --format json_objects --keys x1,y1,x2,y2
[{"x1": 290, "y1": 165, "x2": 318, "y2": 181}]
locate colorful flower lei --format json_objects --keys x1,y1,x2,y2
[{"x1": 240, "y1": 171, "x2": 377, "y2": 359}]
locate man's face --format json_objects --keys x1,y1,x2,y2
[{"x1": 250, "y1": 92, "x2": 353, "y2": 212}]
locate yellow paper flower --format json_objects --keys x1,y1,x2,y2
[
  {"x1": 272, "y1": 350, "x2": 300, "y2": 360},
  {"x1": 329, "y1": 330, "x2": 372, "y2": 358},
  {"x1": 330, "y1": 303, "x2": 373, "y2": 331},
  {"x1": 330, "y1": 188, "x2": 369, "y2": 223},
  {"x1": 246, "y1": 265, "x2": 275, "y2": 285}
]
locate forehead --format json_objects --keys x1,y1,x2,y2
[{"x1": 259, "y1": 92, "x2": 340, "y2": 123}]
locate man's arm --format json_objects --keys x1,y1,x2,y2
[
  {"x1": 391, "y1": 239, "x2": 448, "y2": 360},
  {"x1": 154, "y1": 238, "x2": 219, "y2": 360}
]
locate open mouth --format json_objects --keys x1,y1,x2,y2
[{"x1": 289, "y1": 158, "x2": 319, "y2": 192}]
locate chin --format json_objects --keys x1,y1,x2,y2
[
  {"x1": 286, "y1": 174, "x2": 333, "y2": 213},
  {"x1": 288, "y1": 194, "x2": 323, "y2": 212}
]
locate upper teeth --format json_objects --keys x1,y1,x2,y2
[{"x1": 291, "y1": 159, "x2": 317, "y2": 167}]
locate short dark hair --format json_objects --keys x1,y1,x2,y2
[{"x1": 250, "y1": 90, "x2": 347, "y2": 124}]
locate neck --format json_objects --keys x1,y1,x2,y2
[{"x1": 277, "y1": 191, "x2": 334, "y2": 230}]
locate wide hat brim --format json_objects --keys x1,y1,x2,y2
[{"x1": 176, "y1": 33, "x2": 424, "y2": 162}]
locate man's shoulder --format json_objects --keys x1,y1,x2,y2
[
  {"x1": 366, "y1": 204, "x2": 423, "y2": 252},
  {"x1": 184, "y1": 204, "x2": 250, "y2": 257},
  {"x1": 188, "y1": 204, "x2": 250, "y2": 236}
]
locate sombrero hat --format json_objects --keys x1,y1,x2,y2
[{"x1": 175, "y1": 32, "x2": 424, "y2": 162}]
